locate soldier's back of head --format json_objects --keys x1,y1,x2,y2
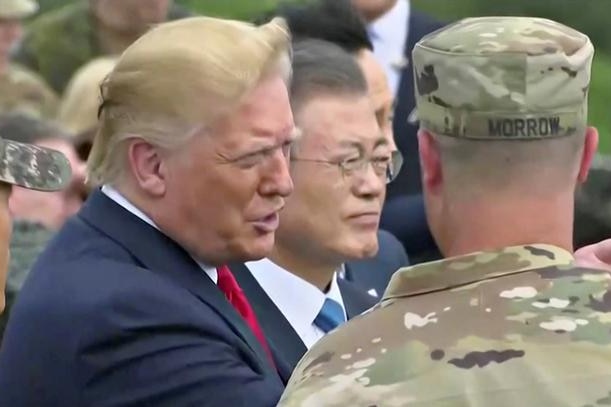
[
  {"x1": 411, "y1": 17, "x2": 597, "y2": 257},
  {"x1": 276, "y1": 17, "x2": 611, "y2": 407}
]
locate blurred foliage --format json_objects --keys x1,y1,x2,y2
[{"x1": 34, "y1": 0, "x2": 611, "y2": 152}]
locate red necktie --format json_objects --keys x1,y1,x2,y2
[{"x1": 216, "y1": 265, "x2": 275, "y2": 367}]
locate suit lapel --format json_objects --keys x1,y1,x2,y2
[
  {"x1": 78, "y1": 190, "x2": 275, "y2": 374},
  {"x1": 229, "y1": 262, "x2": 307, "y2": 384},
  {"x1": 338, "y1": 278, "x2": 378, "y2": 319},
  {"x1": 343, "y1": 260, "x2": 381, "y2": 299}
]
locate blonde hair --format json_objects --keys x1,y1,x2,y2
[
  {"x1": 86, "y1": 16, "x2": 292, "y2": 186},
  {"x1": 57, "y1": 56, "x2": 118, "y2": 137}
]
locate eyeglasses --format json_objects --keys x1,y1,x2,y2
[{"x1": 292, "y1": 150, "x2": 403, "y2": 184}]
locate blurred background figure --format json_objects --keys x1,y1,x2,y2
[
  {"x1": 0, "y1": 0, "x2": 57, "y2": 118},
  {"x1": 263, "y1": 0, "x2": 409, "y2": 295},
  {"x1": 0, "y1": 112, "x2": 85, "y2": 342},
  {"x1": 13, "y1": 0, "x2": 190, "y2": 93},
  {"x1": 268, "y1": 0, "x2": 439, "y2": 265},
  {"x1": 58, "y1": 55, "x2": 118, "y2": 162},
  {"x1": 348, "y1": 0, "x2": 444, "y2": 263}
]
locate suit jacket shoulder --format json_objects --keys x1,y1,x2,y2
[
  {"x1": 278, "y1": 247, "x2": 611, "y2": 407},
  {"x1": 344, "y1": 229, "x2": 408, "y2": 297},
  {"x1": 0, "y1": 191, "x2": 283, "y2": 407}
]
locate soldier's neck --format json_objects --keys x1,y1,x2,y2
[
  {"x1": 439, "y1": 195, "x2": 574, "y2": 258},
  {"x1": 94, "y1": 18, "x2": 142, "y2": 55},
  {"x1": 268, "y1": 244, "x2": 341, "y2": 293}
]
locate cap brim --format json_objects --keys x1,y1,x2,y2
[{"x1": 0, "y1": 139, "x2": 71, "y2": 191}]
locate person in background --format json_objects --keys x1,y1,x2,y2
[
  {"x1": 58, "y1": 56, "x2": 119, "y2": 162},
  {"x1": 0, "y1": 119, "x2": 71, "y2": 314},
  {"x1": 351, "y1": 0, "x2": 445, "y2": 263},
  {"x1": 0, "y1": 16, "x2": 295, "y2": 407},
  {"x1": 573, "y1": 154, "x2": 611, "y2": 248},
  {"x1": 13, "y1": 0, "x2": 189, "y2": 93},
  {"x1": 231, "y1": 39, "x2": 404, "y2": 383},
  {"x1": 269, "y1": 0, "x2": 413, "y2": 297},
  {"x1": 0, "y1": 0, "x2": 58, "y2": 118},
  {"x1": 0, "y1": 112, "x2": 85, "y2": 342},
  {"x1": 278, "y1": 17, "x2": 610, "y2": 407}
]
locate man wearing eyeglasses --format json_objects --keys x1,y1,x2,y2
[{"x1": 229, "y1": 39, "x2": 407, "y2": 384}]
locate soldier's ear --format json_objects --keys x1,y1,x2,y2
[
  {"x1": 578, "y1": 126, "x2": 598, "y2": 183},
  {"x1": 418, "y1": 129, "x2": 442, "y2": 193}
]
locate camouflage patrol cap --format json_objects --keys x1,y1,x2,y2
[
  {"x1": 0, "y1": 136, "x2": 71, "y2": 191},
  {"x1": 412, "y1": 17, "x2": 594, "y2": 140},
  {"x1": 0, "y1": 0, "x2": 39, "y2": 19}
]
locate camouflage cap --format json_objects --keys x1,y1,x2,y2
[
  {"x1": 0, "y1": 0, "x2": 39, "y2": 19},
  {"x1": 0, "y1": 136, "x2": 71, "y2": 191},
  {"x1": 412, "y1": 17, "x2": 594, "y2": 140}
]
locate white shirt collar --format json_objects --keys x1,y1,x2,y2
[
  {"x1": 369, "y1": 0, "x2": 410, "y2": 42},
  {"x1": 246, "y1": 258, "x2": 346, "y2": 341},
  {"x1": 100, "y1": 185, "x2": 218, "y2": 283},
  {"x1": 368, "y1": 0, "x2": 410, "y2": 97}
]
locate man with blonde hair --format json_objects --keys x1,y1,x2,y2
[
  {"x1": 0, "y1": 16, "x2": 296, "y2": 407},
  {"x1": 279, "y1": 17, "x2": 611, "y2": 406}
]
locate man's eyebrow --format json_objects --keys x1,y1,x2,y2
[
  {"x1": 231, "y1": 127, "x2": 301, "y2": 161},
  {"x1": 336, "y1": 135, "x2": 389, "y2": 151},
  {"x1": 337, "y1": 140, "x2": 363, "y2": 150},
  {"x1": 374, "y1": 136, "x2": 390, "y2": 149}
]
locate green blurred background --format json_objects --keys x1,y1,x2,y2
[{"x1": 35, "y1": 0, "x2": 611, "y2": 152}]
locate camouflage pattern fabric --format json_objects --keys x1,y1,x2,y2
[
  {"x1": 413, "y1": 17, "x2": 593, "y2": 140},
  {"x1": 6, "y1": 220, "x2": 53, "y2": 295},
  {"x1": 574, "y1": 154, "x2": 611, "y2": 248},
  {"x1": 0, "y1": 63, "x2": 58, "y2": 119},
  {"x1": 278, "y1": 244, "x2": 611, "y2": 407},
  {"x1": 0, "y1": 220, "x2": 54, "y2": 343},
  {"x1": 0, "y1": 136, "x2": 71, "y2": 190},
  {"x1": 13, "y1": 2, "x2": 192, "y2": 93}
]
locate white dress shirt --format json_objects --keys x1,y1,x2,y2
[
  {"x1": 368, "y1": 0, "x2": 410, "y2": 98},
  {"x1": 246, "y1": 258, "x2": 347, "y2": 349},
  {"x1": 101, "y1": 185, "x2": 218, "y2": 283}
]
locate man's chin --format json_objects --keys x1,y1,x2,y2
[
  {"x1": 343, "y1": 240, "x2": 380, "y2": 260},
  {"x1": 234, "y1": 235, "x2": 276, "y2": 263}
]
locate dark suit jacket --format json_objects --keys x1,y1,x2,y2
[
  {"x1": 0, "y1": 190, "x2": 283, "y2": 407},
  {"x1": 386, "y1": 10, "x2": 446, "y2": 199},
  {"x1": 380, "y1": 10, "x2": 445, "y2": 261},
  {"x1": 230, "y1": 263, "x2": 377, "y2": 383},
  {"x1": 343, "y1": 229, "x2": 409, "y2": 297}
]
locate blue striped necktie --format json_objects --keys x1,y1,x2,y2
[{"x1": 314, "y1": 298, "x2": 346, "y2": 333}]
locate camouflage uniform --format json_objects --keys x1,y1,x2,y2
[
  {"x1": 0, "y1": 219, "x2": 54, "y2": 342},
  {"x1": 12, "y1": 1, "x2": 191, "y2": 93},
  {"x1": 278, "y1": 17, "x2": 611, "y2": 406},
  {"x1": 278, "y1": 246, "x2": 611, "y2": 407},
  {"x1": 0, "y1": 0, "x2": 58, "y2": 118},
  {"x1": 0, "y1": 114, "x2": 72, "y2": 325}
]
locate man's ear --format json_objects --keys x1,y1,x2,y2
[
  {"x1": 577, "y1": 126, "x2": 599, "y2": 183},
  {"x1": 127, "y1": 139, "x2": 167, "y2": 196},
  {"x1": 418, "y1": 129, "x2": 443, "y2": 194}
]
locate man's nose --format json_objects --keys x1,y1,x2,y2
[
  {"x1": 259, "y1": 148, "x2": 293, "y2": 198},
  {"x1": 353, "y1": 162, "x2": 385, "y2": 198}
]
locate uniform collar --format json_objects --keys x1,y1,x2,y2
[{"x1": 383, "y1": 244, "x2": 574, "y2": 300}]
